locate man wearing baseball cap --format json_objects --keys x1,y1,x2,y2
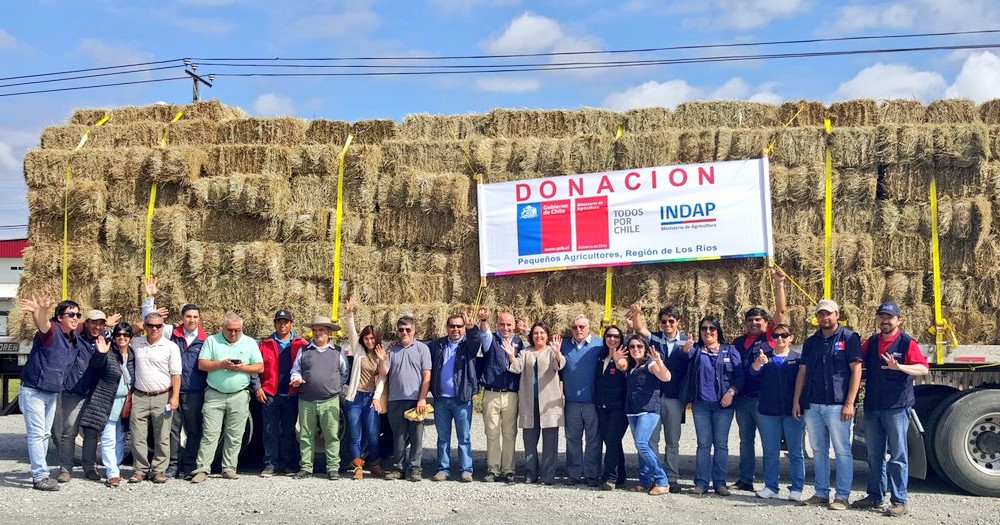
[
  {"x1": 851, "y1": 301, "x2": 929, "y2": 517},
  {"x1": 256, "y1": 309, "x2": 309, "y2": 477},
  {"x1": 792, "y1": 299, "x2": 863, "y2": 511}
]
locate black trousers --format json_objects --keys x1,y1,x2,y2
[
  {"x1": 169, "y1": 391, "x2": 205, "y2": 474},
  {"x1": 597, "y1": 405, "x2": 628, "y2": 484}
]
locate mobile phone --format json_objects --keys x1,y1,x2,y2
[{"x1": 230, "y1": 359, "x2": 243, "y2": 365}]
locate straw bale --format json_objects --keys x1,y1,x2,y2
[
  {"x1": 834, "y1": 235, "x2": 875, "y2": 272},
  {"x1": 68, "y1": 108, "x2": 114, "y2": 126},
  {"x1": 486, "y1": 109, "x2": 622, "y2": 138},
  {"x1": 27, "y1": 180, "x2": 107, "y2": 221},
  {"x1": 226, "y1": 242, "x2": 284, "y2": 281},
  {"x1": 569, "y1": 135, "x2": 616, "y2": 173},
  {"x1": 351, "y1": 119, "x2": 397, "y2": 145},
  {"x1": 839, "y1": 269, "x2": 886, "y2": 306},
  {"x1": 716, "y1": 129, "x2": 771, "y2": 160},
  {"x1": 775, "y1": 234, "x2": 821, "y2": 276},
  {"x1": 884, "y1": 234, "x2": 929, "y2": 271},
  {"x1": 875, "y1": 125, "x2": 934, "y2": 167},
  {"x1": 971, "y1": 237, "x2": 1000, "y2": 279},
  {"x1": 190, "y1": 174, "x2": 289, "y2": 217},
  {"x1": 23, "y1": 149, "x2": 137, "y2": 189},
  {"x1": 305, "y1": 119, "x2": 351, "y2": 144},
  {"x1": 70, "y1": 100, "x2": 246, "y2": 126},
  {"x1": 941, "y1": 276, "x2": 968, "y2": 308},
  {"x1": 881, "y1": 164, "x2": 930, "y2": 202},
  {"x1": 352, "y1": 144, "x2": 383, "y2": 211},
  {"x1": 398, "y1": 113, "x2": 490, "y2": 140},
  {"x1": 623, "y1": 107, "x2": 674, "y2": 133},
  {"x1": 372, "y1": 208, "x2": 461, "y2": 248},
  {"x1": 23, "y1": 149, "x2": 71, "y2": 187},
  {"x1": 386, "y1": 168, "x2": 470, "y2": 213},
  {"x1": 931, "y1": 125, "x2": 989, "y2": 168},
  {"x1": 834, "y1": 167, "x2": 876, "y2": 201},
  {"x1": 381, "y1": 139, "x2": 471, "y2": 174},
  {"x1": 925, "y1": 99, "x2": 978, "y2": 124},
  {"x1": 22, "y1": 242, "x2": 102, "y2": 280},
  {"x1": 143, "y1": 147, "x2": 207, "y2": 183},
  {"x1": 616, "y1": 132, "x2": 680, "y2": 168},
  {"x1": 783, "y1": 164, "x2": 824, "y2": 202},
  {"x1": 772, "y1": 203, "x2": 818, "y2": 234},
  {"x1": 149, "y1": 205, "x2": 196, "y2": 248},
  {"x1": 216, "y1": 118, "x2": 308, "y2": 145},
  {"x1": 769, "y1": 164, "x2": 789, "y2": 203},
  {"x1": 676, "y1": 130, "x2": 718, "y2": 164},
  {"x1": 272, "y1": 208, "x2": 330, "y2": 242},
  {"x1": 829, "y1": 128, "x2": 878, "y2": 168},
  {"x1": 167, "y1": 119, "x2": 220, "y2": 146},
  {"x1": 878, "y1": 99, "x2": 925, "y2": 125},
  {"x1": 883, "y1": 272, "x2": 924, "y2": 304},
  {"x1": 769, "y1": 127, "x2": 824, "y2": 167},
  {"x1": 829, "y1": 99, "x2": 878, "y2": 127},
  {"x1": 40, "y1": 124, "x2": 90, "y2": 149},
  {"x1": 97, "y1": 275, "x2": 141, "y2": 312},
  {"x1": 777, "y1": 100, "x2": 827, "y2": 127},
  {"x1": 673, "y1": 101, "x2": 778, "y2": 129},
  {"x1": 200, "y1": 212, "x2": 276, "y2": 242},
  {"x1": 979, "y1": 100, "x2": 1000, "y2": 125},
  {"x1": 204, "y1": 145, "x2": 291, "y2": 176}
]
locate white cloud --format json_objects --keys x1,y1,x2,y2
[
  {"x1": 430, "y1": 0, "x2": 519, "y2": 14},
  {"x1": 834, "y1": 63, "x2": 947, "y2": 101},
  {"x1": 603, "y1": 77, "x2": 783, "y2": 110},
  {"x1": 0, "y1": 28, "x2": 17, "y2": 50},
  {"x1": 482, "y1": 12, "x2": 601, "y2": 55},
  {"x1": 152, "y1": 9, "x2": 234, "y2": 34},
  {"x1": 713, "y1": 0, "x2": 812, "y2": 30},
  {"x1": 253, "y1": 93, "x2": 297, "y2": 117},
  {"x1": 73, "y1": 39, "x2": 154, "y2": 66},
  {"x1": 0, "y1": 141, "x2": 17, "y2": 172},
  {"x1": 830, "y1": 0, "x2": 1000, "y2": 33},
  {"x1": 475, "y1": 77, "x2": 541, "y2": 93},
  {"x1": 946, "y1": 51, "x2": 1000, "y2": 102},
  {"x1": 287, "y1": 7, "x2": 379, "y2": 39}
]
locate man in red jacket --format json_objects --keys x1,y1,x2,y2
[{"x1": 255, "y1": 310, "x2": 309, "y2": 477}]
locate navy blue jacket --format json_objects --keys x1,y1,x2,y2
[
  {"x1": 65, "y1": 332, "x2": 101, "y2": 396},
  {"x1": 753, "y1": 351, "x2": 801, "y2": 416},
  {"x1": 731, "y1": 331, "x2": 773, "y2": 397},
  {"x1": 646, "y1": 331, "x2": 690, "y2": 400},
  {"x1": 169, "y1": 325, "x2": 208, "y2": 393},
  {"x1": 429, "y1": 327, "x2": 482, "y2": 403},
  {"x1": 594, "y1": 357, "x2": 626, "y2": 411},
  {"x1": 478, "y1": 330, "x2": 523, "y2": 392},
  {"x1": 863, "y1": 332, "x2": 917, "y2": 411},
  {"x1": 626, "y1": 361, "x2": 661, "y2": 414},
  {"x1": 681, "y1": 343, "x2": 745, "y2": 404},
  {"x1": 801, "y1": 326, "x2": 863, "y2": 406},
  {"x1": 21, "y1": 324, "x2": 84, "y2": 393},
  {"x1": 79, "y1": 348, "x2": 135, "y2": 431}
]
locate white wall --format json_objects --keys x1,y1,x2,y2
[{"x1": 0, "y1": 257, "x2": 24, "y2": 285}]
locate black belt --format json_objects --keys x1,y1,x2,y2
[
  {"x1": 482, "y1": 386, "x2": 513, "y2": 393},
  {"x1": 135, "y1": 387, "x2": 171, "y2": 396}
]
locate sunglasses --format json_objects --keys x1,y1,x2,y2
[
  {"x1": 660, "y1": 319, "x2": 677, "y2": 324},
  {"x1": 145, "y1": 323, "x2": 164, "y2": 329},
  {"x1": 773, "y1": 333, "x2": 791, "y2": 339},
  {"x1": 62, "y1": 312, "x2": 83, "y2": 318},
  {"x1": 627, "y1": 344, "x2": 645, "y2": 349},
  {"x1": 572, "y1": 325, "x2": 588, "y2": 330},
  {"x1": 604, "y1": 333, "x2": 621, "y2": 338},
  {"x1": 699, "y1": 326, "x2": 718, "y2": 332},
  {"x1": 112, "y1": 333, "x2": 131, "y2": 338},
  {"x1": 397, "y1": 327, "x2": 413, "y2": 333},
  {"x1": 447, "y1": 324, "x2": 465, "y2": 329}
]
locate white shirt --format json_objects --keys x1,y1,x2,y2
[{"x1": 131, "y1": 335, "x2": 182, "y2": 393}]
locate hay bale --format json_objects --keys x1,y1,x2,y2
[
  {"x1": 885, "y1": 234, "x2": 929, "y2": 271},
  {"x1": 216, "y1": 118, "x2": 308, "y2": 145},
  {"x1": 22, "y1": 242, "x2": 102, "y2": 280},
  {"x1": 875, "y1": 125, "x2": 935, "y2": 167},
  {"x1": 834, "y1": 234, "x2": 875, "y2": 272},
  {"x1": 27, "y1": 216, "x2": 101, "y2": 245},
  {"x1": 305, "y1": 119, "x2": 352, "y2": 144},
  {"x1": 385, "y1": 168, "x2": 471, "y2": 213},
  {"x1": 204, "y1": 145, "x2": 291, "y2": 176},
  {"x1": 829, "y1": 99, "x2": 878, "y2": 127},
  {"x1": 40, "y1": 124, "x2": 89, "y2": 149},
  {"x1": 881, "y1": 164, "x2": 931, "y2": 202},
  {"x1": 675, "y1": 130, "x2": 718, "y2": 164},
  {"x1": 769, "y1": 127, "x2": 825, "y2": 167},
  {"x1": 783, "y1": 164, "x2": 825, "y2": 202},
  {"x1": 931, "y1": 124, "x2": 989, "y2": 168},
  {"x1": 829, "y1": 128, "x2": 878, "y2": 168},
  {"x1": 623, "y1": 107, "x2": 674, "y2": 132},
  {"x1": 351, "y1": 119, "x2": 397, "y2": 144},
  {"x1": 716, "y1": 129, "x2": 771, "y2": 160},
  {"x1": 190, "y1": 174, "x2": 290, "y2": 217},
  {"x1": 925, "y1": 99, "x2": 978, "y2": 124},
  {"x1": 398, "y1": 113, "x2": 489, "y2": 140},
  {"x1": 979, "y1": 100, "x2": 1000, "y2": 125},
  {"x1": 27, "y1": 180, "x2": 107, "y2": 221},
  {"x1": 70, "y1": 100, "x2": 246, "y2": 125},
  {"x1": 878, "y1": 99, "x2": 925, "y2": 124},
  {"x1": 143, "y1": 147, "x2": 207, "y2": 183},
  {"x1": 777, "y1": 100, "x2": 827, "y2": 127},
  {"x1": 487, "y1": 109, "x2": 622, "y2": 138},
  {"x1": 834, "y1": 167, "x2": 877, "y2": 201},
  {"x1": 673, "y1": 101, "x2": 778, "y2": 129}
]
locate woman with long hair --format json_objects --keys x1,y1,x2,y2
[
  {"x1": 342, "y1": 297, "x2": 388, "y2": 479},
  {"x1": 681, "y1": 315, "x2": 744, "y2": 496},
  {"x1": 594, "y1": 325, "x2": 628, "y2": 490},
  {"x1": 502, "y1": 322, "x2": 565, "y2": 485},
  {"x1": 624, "y1": 334, "x2": 672, "y2": 495}
]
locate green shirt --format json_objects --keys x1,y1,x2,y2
[{"x1": 199, "y1": 332, "x2": 262, "y2": 393}]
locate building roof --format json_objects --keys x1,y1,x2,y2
[{"x1": 0, "y1": 239, "x2": 28, "y2": 258}]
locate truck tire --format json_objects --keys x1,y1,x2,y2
[
  {"x1": 934, "y1": 389, "x2": 1000, "y2": 497},
  {"x1": 924, "y1": 389, "x2": 972, "y2": 481}
]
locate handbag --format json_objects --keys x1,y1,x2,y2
[{"x1": 116, "y1": 352, "x2": 133, "y2": 420}]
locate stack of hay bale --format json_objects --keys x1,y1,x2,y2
[{"x1": 12, "y1": 98, "x2": 1000, "y2": 343}]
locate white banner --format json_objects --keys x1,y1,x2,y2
[{"x1": 476, "y1": 158, "x2": 773, "y2": 276}]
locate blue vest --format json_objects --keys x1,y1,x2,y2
[
  {"x1": 682, "y1": 343, "x2": 745, "y2": 404},
  {"x1": 479, "y1": 333, "x2": 522, "y2": 392},
  {"x1": 626, "y1": 361, "x2": 661, "y2": 414},
  {"x1": 755, "y1": 352, "x2": 801, "y2": 416},
  {"x1": 647, "y1": 331, "x2": 690, "y2": 399},
  {"x1": 732, "y1": 331, "x2": 772, "y2": 397},
  {"x1": 801, "y1": 326, "x2": 862, "y2": 406},
  {"x1": 65, "y1": 333, "x2": 101, "y2": 395},
  {"x1": 171, "y1": 331, "x2": 207, "y2": 393},
  {"x1": 21, "y1": 326, "x2": 84, "y2": 393},
  {"x1": 863, "y1": 332, "x2": 916, "y2": 410}
]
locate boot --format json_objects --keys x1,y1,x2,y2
[
  {"x1": 351, "y1": 458, "x2": 364, "y2": 480},
  {"x1": 368, "y1": 459, "x2": 385, "y2": 478}
]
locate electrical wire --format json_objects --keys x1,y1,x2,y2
[
  {"x1": 0, "y1": 65, "x2": 182, "y2": 89},
  {"x1": 0, "y1": 58, "x2": 185, "y2": 82},
  {"x1": 0, "y1": 77, "x2": 188, "y2": 98}
]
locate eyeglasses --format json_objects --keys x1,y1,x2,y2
[
  {"x1": 699, "y1": 326, "x2": 718, "y2": 332},
  {"x1": 773, "y1": 333, "x2": 791, "y2": 339},
  {"x1": 63, "y1": 312, "x2": 83, "y2": 318},
  {"x1": 572, "y1": 325, "x2": 588, "y2": 330},
  {"x1": 397, "y1": 327, "x2": 413, "y2": 333},
  {"x1": 660, "y1": 319, "x2": 677, "y2": 325},
  {"x1": 145, "y1": 323, "x2": 164, "y2": 329},
  {"x1": 447, "y1": 324, "x2": 465, "y2": 329},
  {"x1": 113, "y1": 333, "x2": 131, "y2": 338},
  {"x1": 604, "y1": 333, "x2": 621, "y2": 338},
  {"x1": 627, "y1": 344, "x2": 645, "y2": 349}
]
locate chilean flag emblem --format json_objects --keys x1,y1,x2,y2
[{"x1": 835, "y1": 341, "x2": 846, "y2": 351}]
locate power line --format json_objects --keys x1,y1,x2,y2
[
  {"x1": 0, "y1": 77, "x2": 189, "y2": 98},
  {"x1": 0, "y1": 58, "x2": 185, "y2": 82},
  {"x1": 0, "y1": 65, "x2": 181, "y2": 89}
]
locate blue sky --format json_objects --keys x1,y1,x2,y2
[{"x1": 2, "y1": 0, "x2": 1000, "y2": 239}]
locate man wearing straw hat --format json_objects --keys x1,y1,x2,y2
[
  {"x1": 289, "y1": 316, "x2": 349, "y2": 480},
  {"x1": 384, "y1": 315, "x2": 432, "y2": 482},
  {"x1": 190, "y1": 312, "x2": 263, "y2": 483},
  {"x1": 851, "y1": 301, "x2": 928, "y2": 517},
  {"x1": 792, "y1": 299, "x2": 863, "y2": 511}
]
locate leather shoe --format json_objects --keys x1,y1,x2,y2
[
  {"x1": 152, "y1": 471, "x2": 168, "y2": 484},
  {"x1": 733, "y1": 480, "x2": 755, "y2": 491},
  {"x1": 127, "y1": 471, "x2": 146, "y2": 483},
  {"x1": 105, "y1": 477, "x2": 122, "y2": 488}
]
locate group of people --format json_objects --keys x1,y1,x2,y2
[{"x1": 18, "y1": 274, "x2": 930, "y2": 517}]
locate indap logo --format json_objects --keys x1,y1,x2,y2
[{"x1": 659, "y1": 201, "x2": 717, "y2": 225}]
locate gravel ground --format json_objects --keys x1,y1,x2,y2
[{"x1": 0, "y1": 413, "x2": 998, "y2": 524}]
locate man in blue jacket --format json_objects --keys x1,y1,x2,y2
[
  {"x1": 561, "y1": 314, "x2": 603, "y2": 487},
  {"x1": 477, "y1": 309, "x2": 523, "y2": 483},
  {"x1": 429, "y1": 312, "x2": 481, "y2": 482}
]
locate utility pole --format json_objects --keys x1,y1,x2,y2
[{"x1": 183, "y1": 59, "x2": 214, "y2": 102}]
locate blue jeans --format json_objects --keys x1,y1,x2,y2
[
  {"x1": 434, "y1": 397, "x2": 473, "y2": 473},
  {"x1": 758, "y1": 414, "x2": 805, "y2": 493},
  {"x1": 100, "y1": 419, "x2": 126, "y2": 479},
  {"x1": 734, "y1": 395, "x2": 761, "y2": 484},
  {"x1": 692, "y1": 400, "x2": 735, "y2": 489},
  {"x1": 804, "y1": 404, "x2": 854, "y2": 499},
  {"x1": 20, "y1": 386, "x2": 59, "y2": 482},
  {"x1": 345, "y1": 390, "x2": 381, "y2": 461},
  {"x1": 865, "y1": 407, "x2": 910, "y2": 504},
  {"x1": 261, "y1": 394, "x2": 300, "y2": 471},
  {"x1": 629, "y1": 412, "x2": 668, "y2": 488}
]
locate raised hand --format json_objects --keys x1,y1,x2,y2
[
  {"x1": 500, "y1": 339, "x2": 517, "y2": 360},
  {"x1": 18, "y1": 297, "x2": 41, "y2": 313},
  {"x1": 682, "y1": 338, "x2": 695, "y2": 354},
  {"x1": 96, "y1": 334, "x2": 111, "y2": 354},
  {"x1": 144, "y1": 277, "x2": 159, "y2": 297},
  {"x1": 478, "y1": 307, "x2": 490, "y2": 322},
  {"x1": 156, "y1": 306, "x2": 169, "y2": 318},
  {"x1": 772, "y1": 268, "x2": 785, "y2": 284},
  {"x1": 373, "y1": 343, "x2": 387, "y2": 362},
  {"x1": 755, "y1": 351, "x2": 769, "y2": 368},
  {"x1": 345, "y1": 296, "x2": 357, "y2": 316},
  {"x1": 107, "y1": 312, "x2": 122, "y2": 326},
  {"x1": 550, "y1": 334, "x2": 563, "y2": 355},
  {"x1": 611, "y1": 344, "x2": 627, "y2": 362},
  {"x1": 462, "y1": 311, "x2": 473, "y2": 328},
  {"x1": 629, "y1": 301, "x2": 644, "y2": 317},
  {"x1": 516, "y1": 317, "x2": 528, "y2": 334},
  {"x1": 880, "y1": 352, "x2": 901, "y2": 370}
]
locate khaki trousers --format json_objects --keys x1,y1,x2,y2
[{"x1": 482, "y1": 390, "x2": 518, "y2": 476}]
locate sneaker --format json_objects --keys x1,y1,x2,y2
[
  {"x1": 756, "y1": 487, "x2": 778, "y2": 499},
  {"x1": 733, "y1": 480, "x2": 755, "y2": 491},
  {"x1": 884, "y1": 503, "x2": 908, "y2": 517},
  {"x1": 408, "y1": 470, "x2": 423, "y2": 482},
  {"x1": 715, "y1": 485, "x2": 731, "y2": 496},
  {"x1": 127, "y1": 471, "x2": 146, "y2": 484},
  {"x1": 84, "y1": 469, "x2": 102, "y2": 481},
  {"x1": 164, "y1": 466, "x2": 178, "y2": 478},
  {"x1": 829, "y1": 498, "x2": 850, "y2": 511},
  {"x1": 484, "y1": 473, "x2": 497, "y2": 483},
  {"x1": 105, "y1": 477, "x2": 122, "y2": 488},
  {"x1": 788, "y1": 491, "x2": 804, "y2": 502},
  {"x1": 432, "y1": 471, "x2": 448, "y2": 482},
  {"x1": 800, "y1": 495, "x2": 829, "y2": 506},
  {"x1": 503, "y1": 473, "x2": 516, "y2": 483},
  {"x1": 648, "y1": 486, "x2": 670, "y2": 496},
  {"x1": 260, "y1": 467, "x2": 275, "y2": 478},
  {"x1": 383, "y1": 470, "x2": 403, "y2": 480},
  {"x1": 669, "y1": 483, "x2": 682, "y2": 494},
  {"x1": 56, "y1": 470, "x2": 72, "y2": 483},
  {"x1": 151, "y1": 471, "x2": 168, "y2": 484},
  {"x1": 328, "y1": 471, "x2": 340, "y2": 480},
  {"x1": 460, "y1": 472, "x2": 473, "y2": 483},
  {"x1": 33, "y1": 477, "x2": 60, "y2": 491},
  {"x1": 293, "y1": 470, "x2": 312, "y2": 479},
  {"x1": 690, "y1": 486, "x2": 708, "y2": 495},
  {"x1": 221, "y1": 469, "x2": 239, "y2": 480},
  {"x1": 190, "y1": 472, "x2": 209, "y2": 484},
  {"x1": 851, "y1": 495, "x2": 884, "y2": 509}
]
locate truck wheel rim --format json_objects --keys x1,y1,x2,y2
[{"x1": 966, "y1": 413, "x2": 1000, "y2": 476}]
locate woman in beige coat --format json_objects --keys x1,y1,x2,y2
[{"x1": 502, "y1": 322, "x2": 566, "y2": 485}]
